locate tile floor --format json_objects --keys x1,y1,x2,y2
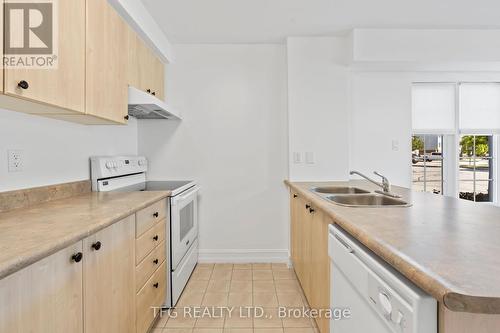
[{"x1": 151, "y1": 263, "x2": 319, "y2": 333}]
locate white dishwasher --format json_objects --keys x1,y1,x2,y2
[{"x1": 328, "y1": 225, "x2": 437, "y2": 333}]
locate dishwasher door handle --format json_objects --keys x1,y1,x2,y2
[{"x1": 334, "y1": 233, "x2": 354, "y2": 253}]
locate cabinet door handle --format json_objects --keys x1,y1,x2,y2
[
  {"x1": 153, "y1": 212, "x2": 159, "y2": 218},
  {"x1": 153, "y1": 259, "x2": 159, "y2": 265},
  {"x1": 153, "y1": 282, "x2": 159, "y2": 288},
  {"x1": 153, "y1": 235, "x2": 159, "y2": 241},
  {"x1": 124, "y1": 115, "x2": 129, "y2": 120},
  {"x1": 147, "y1": 89, "x2": 151, "y2": 93},
  {"x1": 71, "y1": 252, "x2": 83, "y2": 263},
  {"x1": 305, "y1": 204, "x2": 311, "y2": 209},
  {"x1": 91, "y1": 241, "x2": 102, "y2": 251},
  {"x1": 293, "y1": 194, "x2": 298, "y2": 198},
  {"x1": 309, "y1": 208, "x2": 315, "y2": 213},
  {"x1": 152, "y1": 91, "x2": 156, "y2": 96},
  {"x1": 18, "y1": 80, "x2": 29, "y2": 90}
]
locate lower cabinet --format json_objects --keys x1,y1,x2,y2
[
  {"x1": 83, "y1": 215, "x2": 136, "y2": 333},
  {"x1": 134, "y1": 200, "x2": 168, "y2": 333},
  {"x1": 0, "y1": 210, "x2": 159, "y2": 333},
  {"x1": 290, "y1": 192, "x2": 331, "y2": 333},
  {"x1": 0, "y1": 242, "x2": 83, "y2": 333}
]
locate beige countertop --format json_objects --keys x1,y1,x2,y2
[
  {"x1": 286, "y1": 180, "x2": 500, "y2": 314},
  {"x1": 0, "y1": 190, "x2": 170, "y2": 280}
]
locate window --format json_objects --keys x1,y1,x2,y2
[
  {"x1": 411, "y1": 82, "x2": 499, "y2": 204},
  {"x1": 412, "y1": 135, "x2": 444, "y2": 194},
  {"x1": 459, "y1": 135, "x2": 494, "y2": 202}
]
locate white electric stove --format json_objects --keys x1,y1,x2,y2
[{"x1": 90, "y1": 155, "x2": 199, "y2": 308}]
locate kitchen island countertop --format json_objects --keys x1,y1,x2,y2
[{"x1": 286, "y1": 180, "x2": 500, "y2": 314}]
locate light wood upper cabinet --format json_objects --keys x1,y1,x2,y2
[
  {"x1": 4, "y1": 0, "x2": 85, "y2": 113},
  {"x1": 83, "y1": 215, "x2": 136, "y2": 333},
  {"x1": 127, "y1": 27, "x2": 165, "y2": 101},
  {"x1": 86, "y1": 0, "x2": 128, "y2": 124},
  {"x1": 0, "y1": 241, "x2": 84, "y2": 333},
  {"x1": 0, "y1": 2, "x2": 3, "y2": 93}
]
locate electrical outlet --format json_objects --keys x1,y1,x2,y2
[{"x1": 8, "y1": 150, "x2": 23, "y2": 172}]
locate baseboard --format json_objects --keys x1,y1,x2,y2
[{"x1": 198, "y1": 249, "x2": 289, "y2": 263}]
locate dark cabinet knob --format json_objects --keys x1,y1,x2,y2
[
  {"x1": 152, "y1": 92, "x2": 156, "y2": 96},
  {"x1": 91, "y1": 241, "x2": 102, "y2": 251},
  {"x1": 71, "y1": 252, "x2": 83, "y2": 263},
  {"x1": 153, "y1": 282, "x2": 159, "y2": 288},
  {"x1": 124, "y1": 115, "x2": 129, "y2": 120},
  {"x1": 309, "y1": 208, "x2": 315, "y2": 213},
  {"x1": 18, "y1": 80, "x2": 29, "y2": 90},
  {"x1": 153, "y1": 212, "x2": 159, "y2": 218},
  {"x1": 147, "y1": 89, "x2": 151, "y2": 93},
  {"x1": 293, "y1": 194, "x2": 298, "y2": 198},
  {"x1": 305, "y1": 204, "x2": 311, "y2": 209},
  {"x1": 153, "y1": 235, "x2": 159, "y2": 241},
  {"x1": 153, "y1": 258, "x2": 159, "y2": 265}
]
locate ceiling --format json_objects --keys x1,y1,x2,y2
[{"x1": 142, "y1": 0, "x2": 500, "y2": 44}]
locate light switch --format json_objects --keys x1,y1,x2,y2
[
  {"x1": 392, "y1": 140, "x2": 399, "y2": 151},
  {"x1": 8, "y1": 150, "x2": 23, "y2": 172},
  {"x1": 293, "y1": 152, "x2": 302, "y2": 164},
  {"x1": 305, "y1": 152, "x2": 315, "y2": 164}
]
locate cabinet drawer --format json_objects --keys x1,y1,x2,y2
[
  {"x1": 136, "y1": 261, "x2": 166, "y2": 333},
  {"x1": 136, "y1": 240, "x2": 166, "y2": 292},
  {"x1": 136, "y1": 199, "x2": 167, "y2": 237},
  {"x1": 136, "y1": 219, "x2": 165, "y2": 264}
]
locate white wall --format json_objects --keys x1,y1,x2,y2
[
  {"x1": 349, "y1": 72, "x2": 413, "y2": 187},
  {"x1": 0, "y1": 109, "x2": 138, "y2": 191},
  {"x1": 138, "y1": 44, "x2": 289, "y2": 262},
  {"x1": 287, "y1": 37, "x2": 350, "y2": 181}
]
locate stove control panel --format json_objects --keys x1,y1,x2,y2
[{"x1": 90, "y1": 156, "x2": 148, "y2": 181}]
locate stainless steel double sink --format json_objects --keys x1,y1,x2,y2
[{"x1": 310, "y1": 186, "x2": 411, "y2": 207}]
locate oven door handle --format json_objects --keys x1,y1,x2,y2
[{"x1": 172, "y1": 186, "x2": 200, "y2": 205}]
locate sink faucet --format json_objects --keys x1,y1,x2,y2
[{"x1": 349, "y1": 170, "x2": 401, "y2": 198}]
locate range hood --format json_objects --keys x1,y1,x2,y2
[{"x1": 128, "y1": 86, "x2": 181, "y2": 120}]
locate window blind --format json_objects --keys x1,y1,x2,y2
[
  {"x1": 459, "y1": 83, "x2": 500, "y2": 134},
  {"x1": 412, "y1": 83, "x2": 456, "y2": 134}
]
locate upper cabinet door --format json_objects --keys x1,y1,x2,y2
[
  {"x1": 150, "y1": 54, "x2": 165, "y2": 100},
  {"x1": 127, "y1": 28, "x2": 165, "y2": 101},
  {"x1": 3, "y1": 0, "x2": 85, "y2": 112},
  {"x1": 86, "y1": 0, "x2": 128, "y2": 124},
  {"x1": 0, "y1": 2, "x2": 4, "y2": 93}
]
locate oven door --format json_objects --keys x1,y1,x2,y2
[{"x1": 171, "y1": 185, "x2": 200, "y2": 269}]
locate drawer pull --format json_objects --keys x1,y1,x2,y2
[
  {"x1": 71, "y1": 252, "x2": 83, "y2": 263},
  {"x1": 91, "y1": 241, "x2": 102, "y2": 251},
  {"x1": 153, "y1": 282, "x2": 159, "y2": 288},
  {"x1": 18, "y1": 80, "x2": 29, "y2": 90},
  {"x1": 152, "y1": 91, "x2": 156, "y2": 96},
  {"x1": 186, "y1": 239, "x2": 190, "y2": 246},
  {"x1": 153, "y1": 235, "x2": 159, "y2": 241},
  {"x1": 305, "y1": 204, "x2": 311, "y2": 209},
  {"x1": 153, "y1": 258, "x2": 159, "y2": 265},
  {"x1": 293, "y1": 194, "x2": 298, "y2": 198},
  {"x1": 147, "y1": 89, "x2": 151, "y2": 93},
  {"x1": 153, "y1": 212, "x2": 159, "y2": 218}
]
